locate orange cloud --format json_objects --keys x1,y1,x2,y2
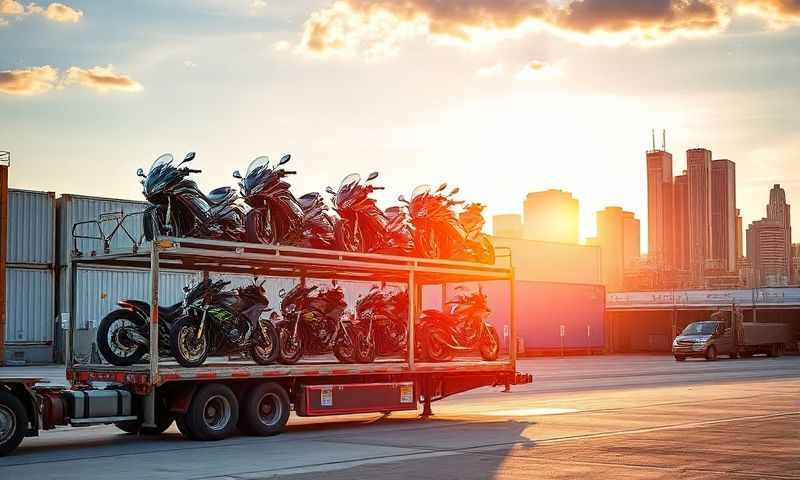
[
  {"x1": 0, "y1": 0, "x2": 24, "y2": 16},
  {"x1": 42, "y1": 2, "x2": 82, "y2": 23},
  {"x1": 0, "y1": 65, "x2": 58, "y2": 95},
  {"x1": 299, "y1": 0, "x2": 731, "y2": 55},
  {"x1": 737, "y1": 0, "x2": 800, "y2": 25},
  {"x1": 63, "y1": 66, "x2": 143, "y2": 92},
  {"x1": 1, "y1": 1, "x2": 82, "y2": 23}
]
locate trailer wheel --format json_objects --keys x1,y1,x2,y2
[
  {"x1": 0, "y1": 390, "x2": 27, "y2": 456},
  {"x1": 239, "y1": 383, "x2": 290, "y2": 436},
  {"x1": 183, "y1": 384, "x2": 239, "y2": 441}
]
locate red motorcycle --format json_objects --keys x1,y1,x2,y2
[
  {"x1": 351, "y1": 286, "x2": 409, "y2": 363},
  {"x1": 458, "y1": 203, "x2": 495, "y2": 264},
  {"x1": 328, "y1": 172, "x2": 392, "y2": 254}
]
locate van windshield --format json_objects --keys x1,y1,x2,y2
[{"x1": 681, "y1": 322, "x2": 720, "y2": 336}]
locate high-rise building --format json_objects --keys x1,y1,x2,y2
[
  {"x1": 792, "y1": 243, "x2": 800, "y2": 285},
  {"x1": 596, "y1": 207, "x2": 640, "y2": 291},
  {"x1": 686, "y1": 148, "x2": 712, "y2": 284},
  {"x1": 522, "y1": 190, "x2": 579, "y2": 244},
  {"x1": 646, "y1": 147, "x2": 673, "y2": 268},
  {"x1": 673, "y1": 171, "x2": 690, "y2": 271},
  {"x1": 747, "y1": 219, "x2": 789, "y2": 286},
  {"x1": 492, "y1": 214, "x2": 522, "y2": 239},
  {"x1": 711, "y1": 159, "x2": 736, "y2": 272},
  {"x1": 735, "y1": 209, "x2": 743, "y2": 259},
  {"x1": 767, "y1": 184, "x2": 792, "y2": 275}
]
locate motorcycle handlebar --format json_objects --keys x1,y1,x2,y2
[
  {"x1": 372, "y1": 186, "x2": 385, "y2": 191},
  {"x1": 185, "y1": 168, "x2": 202, "y2": 174},
  {"x1": 283, "y1": 170, "x2": 297, "y2": 175}
]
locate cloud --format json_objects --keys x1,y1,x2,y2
[
  {"x1": 0, "y1": 1, "x2": 82, "y2": 23},
  {"x1": 298, "y1": 0, "x2": 732, "y2": 56},
  {"x1": 477, "y1": 63, "x2": 505, "y2": 77},
  {"x1": 63, "y1": 65, "x2": 143, "y2": 92},
  {"x1": 183, "y1": 60, "x2": 198, "y2": 68},
  {"x1": 737, "y1": 0, "x2": 800, "y2": 26},
  {"x1": 0, "y1": 65, "x2": 59, "y2": 95},
  {"x1": 515, "y1": 60, "x2": 562, "y2": 80}
]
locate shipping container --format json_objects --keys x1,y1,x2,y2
[
  {"x1": 4, "y1": 267, "x2": 55, "y2": 363},
  {"x1": 491, "y1": 236, "x2": 601, "y2": 285},
  {"x1": 7, "y1": 189, "x2": 56, "y2": 265},
  {"x1": 57, "y1": 194, "x2": 148, "y2": 267},
  {"x1": 423, "y1": 280, "x2": 605, "y2": 354}
]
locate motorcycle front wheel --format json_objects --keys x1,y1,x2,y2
[
  {"x1": 170, "y1": 316, "x2": 210, "y2": 368},
  {"x1": 354, "y1": 332, "x2": 376, "y2": 364},
  {"x1": 245, "y1": 209, "x2": 274, "y2": 245},
  {"x1": 479, "y1": 325, "x2": 500, "y2": 361},
  {"x1": 333, "y1": 329, "x2": 357, "y2": 363},
  {"x1": 97, "y1": 310, "x2": 147, "y2": 366},
  {"x1": 423, "y1": 327, "x2": 454, "y2": 362},
  {"x1": 251, "y1": 321, "x2": 279, "y2": 365},
  {"x1": 276, "y1": 321, "x2": 304, "y2": 365}
]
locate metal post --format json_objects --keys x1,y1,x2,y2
[
  {"x1": 0, "y1": 161, "x2": 7, "y2": 366},
  {"x1": 407, "y1": 270, "x2": 415, "y2": 370},
  {"x1": 509, "y1": 269, "x2": 517, "y2": 370},
  {"x1": 144, "y1": 241, "x2": 160, "y2": 428},
  {"x1": 67, "y1": 262, "x2": 77, "y2": 368}
]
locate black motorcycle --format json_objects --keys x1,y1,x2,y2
[
  {"x1": 96, "y1": 278, "x2": 228, "y2": 366},
  {"x1": 169, "y1": 279, "x2": 280, "y2": 367},
  {"x1": 274, "y1": 283, "x2": 357, "y2": 364},
  {"x1": 328, "y1": 172, "x2": 393, "y2": 254},
  {"x1": 352, "y1": 286, "x2": 409, "y2": 363},
  {"x1": 139, "y1": 152, "x2": 245, "y2": 241},
  {"x1": 296, "y1": 192, "x2": 337, "y2": 250},
  {"x1": 416, "y1": 288, "x2": 500, "y2": 362}
]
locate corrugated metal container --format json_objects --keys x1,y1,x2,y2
[
  {"x1": 57, "y1": 194, "x2": 148, "y2": 267},
  {"x1": 58, "y1": 266, "x2": 198, "y2": 329},
  {"x1": 7, "y1": 189, "x2": 56, "y2": 265},
  {"x1": 491, "y1": 236, "x2": 602, "y2": 285},
  {"x1": 423, "y1": 280, "x2": 605, "y2": 353},
  {"x1": 4, "y1": 267, "x2": 55, "y2": 363}
]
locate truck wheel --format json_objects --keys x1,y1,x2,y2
[
  {"x1": 183, "y1": 384, "x2": 239, "y2": 441},
  {"x1": 0, "y1": 390, "x2": 27, "y2": 456},
  {"x1": 175, "y1": 414, "x2": 196, "y2": 440},
  {"x1": 705, "y1": 345, "x2": 718, "y2": 361},
  {"x1": 115, "y1": 396, "x2": 174, "y2": 435},
  {"x1": 239, "y1": 383, "x2": 290, "y2": 436},
  {"x1": 674, "y1": 355, "x2": 686, "y2": 362},
  {"x1": 728, "y1": 351, "x2": 738, "y2": 359},
  {"x1": 767, "y1": 343, "x2": 783, "y2": 358}
]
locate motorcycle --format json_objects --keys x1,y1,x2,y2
[
  {"x1": 234, "y1": 154, "x2": 305, "y2": 245},
  {"x1": 458, "y1": 203, "x2": 495, "y2": 264},
  {"x1": 416, "y1": 288, "x2": 500, "y2": 362},
  {"x1": 139, "y1": 152, "x2": 245, "y2": 241},
  {"x1": 274, "y1": 283, "x2": 357, "y2": 364},
  {"x1": 327, "y1": 172, "x2": 392, "y2": 254},
  {"x1": 351, "y1": 286, "x2": 409, "y2": 363},
  {"x1": 382, "y1": 206, "x2": 415, "y2": 256},
  {"x1": 96, "y1": 278, "x2": 228, "y2": 366},
  {"x1": 296, "y1": 192, "x2": 337, "y2": 250},
  {"x1": 169, "y1": 278, "x2": 280, "y2": 367},
  {"x1": 400, "y1": 183, "x2": 464, "y2": 260}
]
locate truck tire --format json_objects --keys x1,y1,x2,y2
[
  {"x1": 175, "y1": 414, "x2": 196, "y2": 440},
  {"x1": 767, "y1": 343, "x2": 783, "y2": 358},
  {"x1": 239, "y1": 383, "x2": 290, "y2": 436},
  {"x1": 115, "y1": 396, "x2": 174, "y2": 435},
  {"x1": 728, "y1": 351, "x2": 738, "y2": 359},
  {"x1": 705, "y1": 345, "x2": 718, "y2": 361},
  {"x1": 183, "y1": 383, "x2": 239, "y2": 441},
  {"x1": 0, "y1": 390, "x2": 27, "y2": 456}
]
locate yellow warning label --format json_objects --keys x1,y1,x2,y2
[
  {"x1": 320, "y1": 387, "x2": 333, "y2": 407},
  {"x1": 400, "y1": 384, "x2": 413, "y2": 403}
]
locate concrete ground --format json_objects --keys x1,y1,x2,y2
[{"x1": 1, "y1": 355, "x2": 799, "y2": 479}]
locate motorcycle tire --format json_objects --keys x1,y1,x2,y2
[
  {"x1": 354, "y1": 333, "x2": 376, "y2": 364},
  {"x1": 276, "y1": 321, "x2": 304, "y2": 365},
  {"x1": 245, "y1": 209, "x2": 274, "y2": 244},
  {"x1": 479, "y1": 325, "x2": 500, "y2": 361},
  {"x1": 413, "y1": 229, "x2": 439, "y2": 259},
  {"x1": 251, "y1": 321, "x2": 280, "y2": 365},
  {"x1": 478, "y1": 236, "x2": 495, "y2": 265},
  {"x1": 333, "y1": 333, "x2": 356, "y2": 363},
  {"x1": 97, "y1": 310, "x2": 148, "y2": 366},
  {"x1": 170, "y1": 316, "x2": 210, "y2": 368},
  {"x1": 424, "y1": 327, "x2": 454, "y2": 362}
]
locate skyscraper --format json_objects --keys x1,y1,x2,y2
[
  {"x1": 673, "y1": 171, "x2": 690, "y2": 271},
  {"x1": 596, "y1": 207, "x2": 626, "y2": 291},
  {"x1": 646, "y1": 147, "x2": 673, "y2": 268},
  {"x1": 622, "y1": 210, "x2": 641, "y2": 268},
  {"x1": 522, "y1": 190, "x2": 579, "y2": 244},
  {"x1": 747, "y1": 219, "x2": 789, "y2": 286},
  {"x1": 736, "y1": 209, "x2": 743, "y2": 259},
  {"x1": 686, "y1": 148, "x2": 712, "y2": 284},
  {"x1": 711, "y1": 159, "x2": 736, "y2": 272},
  {"x1": 767, "y1": 184, "x2": 792, "y2": 270}
]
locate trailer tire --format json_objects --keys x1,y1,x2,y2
[
  {"x1": 239, "y1": 383, "x2": 290, "y2": 436},
  {"x1": 0, "y1": 390, "x2": 27, "y2": 456},
  {"x1": 183, "y1": 384, "x2": 239, "y2": 441},
  {"x1": 728, "y1": 351, "x2": 738, "y2": 359},
  {"x1": 767, "y1": 343, "x2": 783, "y2": 358},
  {"x1": 175, "y1": 414, "x2": 196, "y2": 440}
]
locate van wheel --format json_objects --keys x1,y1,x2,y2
[
  {"x1": 239, "y1": 383, "x2": 290, "y2": 436},
  {"x1": 767, "y1": 344, "x2": 783, "y2": 358},
  {"x1": 705, "y1": 345, "x2": 718, "y2": 361},
  {"x1": 183, "y1": 384, "x2": 239, "y2": 441},
  {"x1": 0, "y1": 390, "x2": 27, "y2": 456},
  {"x1": 674, "y1": 355, "x2": 686, "y2": 362},
  {"x1": 728, "y1": 351, "x2": 738, "y2": 359}
]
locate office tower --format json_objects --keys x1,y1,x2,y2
[
  {"x1": 646, "y1": 146, "x2": 673, "y2": 268},
  {"x1": 596, "y1": 207, "x2": 640, "y2": 291},
  {"x1": 522, "y1": 190, "x2": 579, "y2": 243},
  {"x1": 673, "y1": 172, "x2": 690, "y2": 271},
  {"x1": 736, "y1": 209, "x2": 743, "y2": 259},
  {"x1": 492, "y1": 214, "x2": 522, "y2": 239},
  {"x1": 622, "y1": 210, "x2": 640, "y2": 268},
  {"x1": 711, "y1": 159, "x2": 736, "y2": 272},
  {"x1": 766, "y1": 184, "x2": 792, "y2": 273},
  {"x1": 747, "y1": 219, "x2": 789, "y2": 286},
  {"x1": 686, "y1": 148, "x2": 712, "y2": 284}
]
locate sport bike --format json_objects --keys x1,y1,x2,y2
[
  {"x1": 457, "y1": 203, "x2": 495, "y2": 264},
  {"x1": 352, "y1": 286, "x2": 409, "y2": 363},
  {"x1": 139, "y1": 152, "x2": 244, "y2": 241},
  {"x1": 328, "y1": 172, "x2": 392, "y2": 254},
  {"x1": 169, "y1": 279, "x2": 279, "y2": 367},
  {"x1": 416, "y1": 288, "x2": 500, "y2": 362},
  {"x1": 96, "y1": 278, "x2": 228, "y2": 366}
]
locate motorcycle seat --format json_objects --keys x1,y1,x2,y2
[
  {"x1": 207, "y1": 186, "x2": 235, "y2": 205},
  {"x1": 298, "y1": 192, "x2": 322, "y2": 210},
  {"x1": 123, "y1": 299, "x2": 183, "y2": 319}
]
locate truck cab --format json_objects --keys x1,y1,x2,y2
[{"x1": 672, "y1": 320, "x2": 734, "y2": 361}]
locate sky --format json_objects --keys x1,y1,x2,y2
[{"x1": 1, "y1": 0, "x2": 799, "y2": 252}]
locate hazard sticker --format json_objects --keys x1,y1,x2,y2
[
  {"x1": 320, "y1": 387, "x2": 333, "y2": 407},
  {"x1": 400, "y1": 384, "x2": 413, "y2": 403}
]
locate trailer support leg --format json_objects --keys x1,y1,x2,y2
[
  {"x1": 143, "y1": 391, "x2": 156, "y2": 429},
  {"x1": 420, "y1": 377, "x2": 433, "y2": 418}
]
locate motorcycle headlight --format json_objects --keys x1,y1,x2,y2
[{"x1": 285, "y1": 304, "x2": 297, "y2": 314}]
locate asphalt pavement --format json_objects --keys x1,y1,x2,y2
[{"x1": 1, "y1": 354, "x2": 798, "y2": 479}]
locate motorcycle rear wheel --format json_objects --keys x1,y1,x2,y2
[
  {"x1": 170, "y1": 316, "x2": 210, "y2": 368},
  {"x1": 251, "y1": 321, "x2": 279, "y2": 365},
  {"x1": 276, "y1": 321, "x2": 304, "y2": 365},
  {"x1": 97, "y1": 310, "x2": 147, "y2": 366},
  {"x1": 479, "y1": 325, "x2": 500, "y2": 361},
  {"x1": 424, "y1": 328, "x2": 454, "y2": 362}
]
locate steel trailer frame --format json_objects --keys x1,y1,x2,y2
[{"x1": 66, "y1": 236, "x2": 519, "y2": 426}]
